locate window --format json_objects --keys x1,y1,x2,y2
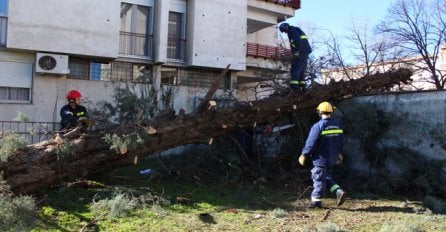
[
  {"x1": 161, "y1": 67, "x2": 179, "y2": 85},
  {"x1": 120, "y1": 3, "x2": 153, "y2": 57},
  {"x1": 161, "y1": 66, "x2": 230, "y2": 89},
  {"x1": 0, "y1": 60, "x2": 32, "y2": 103},
  {"x1": 69, "y1": 59, "x2": 90, "y2": 80},
  {"x1": 0, "y1": 0, "x2": 8, "y2": 46},
  {"x1": 167, "y1": 12, "x2": 186, "y2": 60},
  {"x1": 167, "y1": 0, "x2": 186, "y2": 61},
  {"x1": 69, "y1": 59, "x2": 152, "y2": 83}
]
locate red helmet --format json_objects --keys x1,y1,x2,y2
[{"x1": 66, "y1": 90, "x2": 82, "y2": 100}]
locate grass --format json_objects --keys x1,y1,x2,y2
[{"x1": 29, "y1": 155, "x2": 446, "y2": 232}]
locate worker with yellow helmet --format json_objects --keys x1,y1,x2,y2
[{"x1": 298, "y1": 101, "x2": 346, "y2": 208}]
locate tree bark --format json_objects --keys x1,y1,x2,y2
[{"x1": 1, "y1": 69, "x2": 412, "y2": 194}]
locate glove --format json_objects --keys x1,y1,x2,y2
[
  {"x1": 298, "y1": 154, "x2": 307, "y2": 166},
  {"x1": 78, "y1": 117, "x2": 95, "y2": 127},
  {"x1": 336, "y1": 153, "x2": 344, "y2": 165},
  {"x1": 293, "y1": 51, "x2": 300, "y2": 58},
  {"x1": 78, "y1": 117, "x2": 88, "y2": 122}
]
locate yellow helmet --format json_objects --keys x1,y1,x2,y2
[{"x1": 316, "y1": 101, "x2": 334, "y2": 113}]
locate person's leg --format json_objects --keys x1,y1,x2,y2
[
  {"x1": 310, "y1": 166, "x2": 327, "y2": 208},
  {"x1": 326, "y1": 166, "x2": 346, "y2": 206},
  {"x1": 290, "y1": 58, "x2": 300, "y2": 93},
  {"x1": 297, "y1": 55, "x2": 308, "y2": 91}
]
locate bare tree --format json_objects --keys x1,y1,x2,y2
[
  {"x1": 306, "y1": 28, "x2": 349, "y2": 84},
  {"x1": 312, "y1": 23, "x2": 391, "y2": 84},
  {"x1": 345, "y1": 20, "x2": 387, "y2": 77},
  {"x1": 377, "y1": 0, "x2": 446, "y2": 89}
]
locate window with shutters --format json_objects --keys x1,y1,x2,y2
[
  {"x1": 119, "y1": 1, "x2": 153, "y2": 58},
  {"x1": 0, "y1": 0, "x2": 7, "y2": 46},
  {"x1": 167, "y1": 0, "x2": 186, "y2": 61},
  {"x1": 0, "y1": 60, "x2": 32, "y2": 103}
]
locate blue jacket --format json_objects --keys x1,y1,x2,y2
[
  {"x1": 60, "y1": 104, "x2": 88, "y2": 129},
  {"x1": 287, "y1": 26, "x2": 312, "y2": 55},
  {"x1": 301, "y1": 117, "x2": 343, "y2": 166}
]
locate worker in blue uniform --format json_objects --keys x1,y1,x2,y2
[
  {"x1": 60, "y1": 90, "x2": 89, "y2": 130},
  {"x1": 298, "y1": 101, "x2": 346, "y2": 208},
  {"x1": 279, "y1": 22, "x2": 312, "y2": 94}
]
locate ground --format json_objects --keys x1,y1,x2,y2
[{"x1": 28, "y1": 154, "x2": 446, "y2": 232}]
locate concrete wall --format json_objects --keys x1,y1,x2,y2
[
  {"x1": 187, "y1": 0, "x2": 247, "y2": 70},
  {"x1": 339, "y1": 90, "x2": 446, "y2": 172},
  {"x1": 153, "y1": 0, "x2": 169, "y2": 63},
  {"x1": 247, "y1": 27, "x2": 279, "y2": 45},
  {"x1": 0, "y1": 75, "x2": 116, "y2": 122},
  {"x1": 7, "y1": 0, "x2": 119, "y2": 58}
]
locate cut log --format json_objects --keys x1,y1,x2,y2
[{"x1": 1, "y1": 69, "x2": 412, "y2": 194}]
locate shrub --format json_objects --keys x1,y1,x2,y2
[
  {"x1": 423, "y1": 195, "x2": 446, "y2": 214},
  {"x1": 379, "y1": 223, "x2": 423, "y2": 232},
  {"x1": 0, "y1": 173, "x2": 37, "y2": 231},
  {"x1": 270, "y1": 208, "x2": 288, "y2": 218},
  {"x1": 0, "y1": 131, "x2": 27, "y2": 162}
]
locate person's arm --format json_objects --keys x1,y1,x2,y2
[
  {"x1": 60, "y1": 106, "x2": 78, "y2": 129},
  {"x1": 77, "y1": 106, "x2": 89, "y2": 119},
  {"x1": 301, "y1": 123, "x2": 322, "y2": 156},
  {"x1": 288, "y1": 27, "x2": 301, "y2": 57}
]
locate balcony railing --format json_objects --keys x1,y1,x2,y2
[
  {"x1": 263, "y1": 0, "x2": 301, "y2": 9},
  {"x1": 0, "y1": 16, "x2": 7, "y2": 46},
  {"x1": 167, "y1": 37, "x2": 186, "y2": 61},
  {"x1": 246, "y1": 42, "x2": 290, "y2": 60},
  {"x1": 119, "y1": 31, "x2": 153, "y2": 58},
  {"x1": 1, "y1": 121, "x2": 61, "y2": 145}
]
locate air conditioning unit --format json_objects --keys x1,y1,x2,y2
[{"x1": 36, "y1": 52, "x2": 70, "y2": 75}]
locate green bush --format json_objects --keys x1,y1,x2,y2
[
  {"x1": 0, "y1": 173, "x2": 37, "y2": 231},
  {"x1": 0, "y1": 131, "x2": 27, "y2": 162},
  {"x1": 270, "y1": 207, "x2": 288, "y2": 218},
  {"x1": 91, "y1": 192, "x2": 139, "y2": 219},
  {"x1": 379, "y1": 223, "x2": 423, "y2": 232}
]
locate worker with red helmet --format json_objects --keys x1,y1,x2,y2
[{"x1": 60, "y1": 90, "x2": 89, "y2": 130}]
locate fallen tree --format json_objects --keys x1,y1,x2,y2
[{"x1": 1, "y1": 69, "x2": 412, "y2": 194}]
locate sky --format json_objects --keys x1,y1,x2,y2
[{"x1": 289, "y1": 0, "x2": 394, "y2": 38}]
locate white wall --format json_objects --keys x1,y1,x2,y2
[
  {"x1": 0, "y1": 74, "x2": 116, "y2": 122},
  {"x1": 247, "y1": 27, "x2": 279, "y2": 45},
  {"x1": 187, "y1": 0, "x2": 247, "y2": 71},
  {"x1": 153, "y1": 0, "x2": 169, "y2": 63},
  {"x1": 7, "y1": 0, "x2": 120, "y2": 58}
]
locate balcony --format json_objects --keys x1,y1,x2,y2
[
  {"x1": 246, "y1": 42, "x2": 290, "y2": 60},
  {"x1": 0, "y1": 16, "x2": 6, "y2": 46},
  {"x1": 119, "y1": 31, "x2": 153, "y2": 58},
  {"x1": 264, "y1": 0, "x2": 301, "y2": 9},
  {"x1": 247, "y1": 0, "x2": 298, "y2": 33}
]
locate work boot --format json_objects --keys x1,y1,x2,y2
[
  {"x1": 297, "y1": 84, "x2": 306, "y2": 94},
  {"x1": 336, "y1": 189, "x2": 346, "y2": 206},
  {"x1": 309, "y1": 201, "x2": 322, "y2": 208},
  {"x1": 290, "y1": 84, "x2": 300, "y2": 94}
]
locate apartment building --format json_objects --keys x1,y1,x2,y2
[
  {"x1": 320, "y1": 46, "x2": 446, "y2": 91},
  {"x1": 0, "y1": 0, "x2": 299, "y2": 125}
]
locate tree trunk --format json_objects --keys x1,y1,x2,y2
[{"x1": 1, "y1": 69, "x2": 412, "y2": 194}]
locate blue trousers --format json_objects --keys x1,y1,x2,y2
[
  {"x1": 311, "y1": 166, "x2": 341, "y2": 202},
  {"x1": 290, "y1": 54, "x2": 308, "y2": 84}
]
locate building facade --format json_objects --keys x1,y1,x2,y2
[
  {"x1": 320, "y1": 45, "x2": 446, "y2": 91},
  {"x1": 0, "y1": 0, "x2": 298, "y2": 124}
]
